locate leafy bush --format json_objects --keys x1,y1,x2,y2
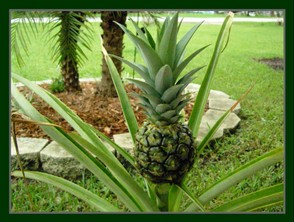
[{"x1": 49, "y1": 76, "x2": 65, "y2": 93}]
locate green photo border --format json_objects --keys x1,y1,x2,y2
[{"x1": 1, "y1": 0, "x2": 292, "y2": 221}]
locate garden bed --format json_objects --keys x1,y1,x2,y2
[{"x1": 12, "y1": 81, "x2": 197, "y2": 139}]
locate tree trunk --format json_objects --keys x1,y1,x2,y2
[
  {"x1": 60, "y1": 11, "x2": 85, "y2": 92},
  {"x1": 96, "y1": 11, "x2": 127, "y2": 97},
  {"x1": 61, "y1": 56, "x2": 81, "y2": 92}
]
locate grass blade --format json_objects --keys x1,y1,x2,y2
[
  {"x1": 12, "y1": 171, "x2": 122, "y2": 212},
  {"x1": 188, "y1": 12, "x2": 234, "y2": 137},
  {"x1": 184, "y1": 147, "x2": 284, "y2": 212},
  {"x1": 210, "y1": 183, "x2": 284, "y2": 212},
  {"x1": 101, "y1": 45, "x2": 138, "y2": 145}
]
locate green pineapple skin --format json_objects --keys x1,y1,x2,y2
[{"x1": 135, "y1": 122, "x2": 196, "y2": 184}]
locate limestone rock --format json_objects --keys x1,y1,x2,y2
[
  {"x1": 196, "y1": 109, "x2": 241, "y2": 142},
  {"x1": 113, "y1": 133, "x2": 133, "y2": 152},
  {"x1": 40, "y1": 141, "x2": 86, "y2": 180},
  {"x1": 209, "y1": 98, "x2": 241, "y2": 114},
  {"x1": 11, "y1": 137, "x2": 49, "y2": 171}
]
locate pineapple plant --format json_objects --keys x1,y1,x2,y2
[
  {"x1": 12, "y1": 12, "x2": 283, "y2": 212},
  {"x1": 112, "y1": 13, "x2": 208, "y2": 184}
]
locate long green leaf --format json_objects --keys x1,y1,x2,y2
[
  {"x1": 11, "y1": 83, "x2": 143, "y2": 211},
  {"x1": 69, "y1": 132, "x2": 159, "y2": 212},
  {"x1": 90, "y1": 129, "x2": 135, "y2": 167},
  {"x1": 184, "y1": 147, "x2": 284, "y2": 212},
  {"x1": 195, "y1": 85, "x2": 254, "y2": 157},
  {"x1": 178, "y1": 184, "x2": 205, "y2": 212},
  {"x1": 144, "y1": 180, "x2": 157, "y2": 206},
  {"x1": 174, "y1": 21, "x2": 204, "y2": 68},
  {"x1": 211, "y1": 183, "x2": 284, "y2": 212},
  {"x1": 12, "y1": 79, "x2": 160, "y2": 212},
  {"x1": 188, "y1": 13, "x2": 234, "y2": 137},
  {"x1": 155, "y1": 104, "x2": 172, "y2": 113},
  {"x1": 156, "y1": 16, "x2": 170, "y2": 50},
  {"x1": 101, "y1": 45, "x2": 139, "y2": 145},
  {"x1": 12, "y1": 73, "x2": 113, "y2": 158},
  {"x1": 12, "y1": 171, "x2": 121, "y2": 212},
  {"x1": 168, "y1": 184, "x2": 184, "y2": 212},
  {"x1": 158, "y1": 13, "x2": 178, "y2": 66}
]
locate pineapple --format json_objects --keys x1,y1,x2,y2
[{"x1": 113, "y1": 13, "x2": 208, "y2": 184}]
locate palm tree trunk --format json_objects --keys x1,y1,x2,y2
[
  {"x1": 60, "y1": 11, "x2": 85, "y2": 92},
  {"x1": 96, "y1": 11, "x2": 127, "y2": 97},
  {"x1": 61, "y1": 55, "x2": 81, "y2": 92}
]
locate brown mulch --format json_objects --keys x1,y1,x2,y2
[{"x1": 12, "y1": 82, "x2": 197, "y2": 139}]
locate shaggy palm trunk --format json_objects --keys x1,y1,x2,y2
[
  {"x1": 96, "y1": 11, "x2": 127, "y2": 97},
  {"x1": 61, "y1": 57, "x2": 81, "y2": 92},
  {"x1": 60, "y1": 11, "x2": 85, "y2": 92}
]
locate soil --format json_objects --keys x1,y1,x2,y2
[
  {"x1": 12, "y1": 82, "x2": 197, "y2": 139},
  {"x1": 256, "y1": 57, "x2": 284, "y2": 71}
]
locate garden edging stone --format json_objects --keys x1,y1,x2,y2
[{"x1": 11, "y1": 81, "x2": 241, "y2": 179}]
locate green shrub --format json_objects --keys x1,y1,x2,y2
[{"x1": 49, "y1": 76, "x2": 65, "y2": 93}]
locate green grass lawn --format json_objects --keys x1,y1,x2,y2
[{"x1": 11, "y1": 20, "x2": 284, "y2": 212}]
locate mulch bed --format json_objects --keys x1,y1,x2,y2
[
  {"x1": 12, "y1": 82, "x2": 196, "y2": 139},
  {"x1": 256, "y1": 57, "x2": 284, "y2": 71}
]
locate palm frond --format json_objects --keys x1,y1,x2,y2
[
  {"x1": 10, "y1": 11, "x2": 42, "y2": 67},
  {"x1": 44, "y1": 11, "x2": 94, "y2": 68}
]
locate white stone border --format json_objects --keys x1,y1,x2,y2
[{"x1": 11, "y1": 80, "x2": 241, "y2": 179}]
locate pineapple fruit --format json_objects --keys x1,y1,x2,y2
[{"x1": 113, "y1": 12, "x2": 208, "y2": 184}]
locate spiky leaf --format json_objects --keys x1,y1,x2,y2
[
  {"x1": 161, "y1": 84, "x2": 184, "y2": 103},
  {"x1": 110, "y1": 54, "x2": 153, "y2": 86},
  {"x1": 176, "y1": 66, "x2": 205, "y2": 85},
  {"x1": 116, "y1": 22, "x2": 163, "y2": 79},
  {"x1": 155, "y1": 104, "x2": 172, "y2": 113},
  {"x1": 155, "y1": 65, "x2": 174, "y2": 94},
  {"x1": 173, "y1": 45, "x2": 210, "y2": 81},
  {"x1": 174, "y1": 21, "x2": 204, "y2": 68},
  {"x1": 128, "y1": 79, "x2": 161, "y2": 98},
  {"x1": 157, "y1": 13, "x2": 178, "y2": 66}
]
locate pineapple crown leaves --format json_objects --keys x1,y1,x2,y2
[
  {"x1": 111, "y1": 12, "x2": 209, "y2": 125},
  {"x1": 112, "y1": 12, "x2": 208, "y2": 85}
]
